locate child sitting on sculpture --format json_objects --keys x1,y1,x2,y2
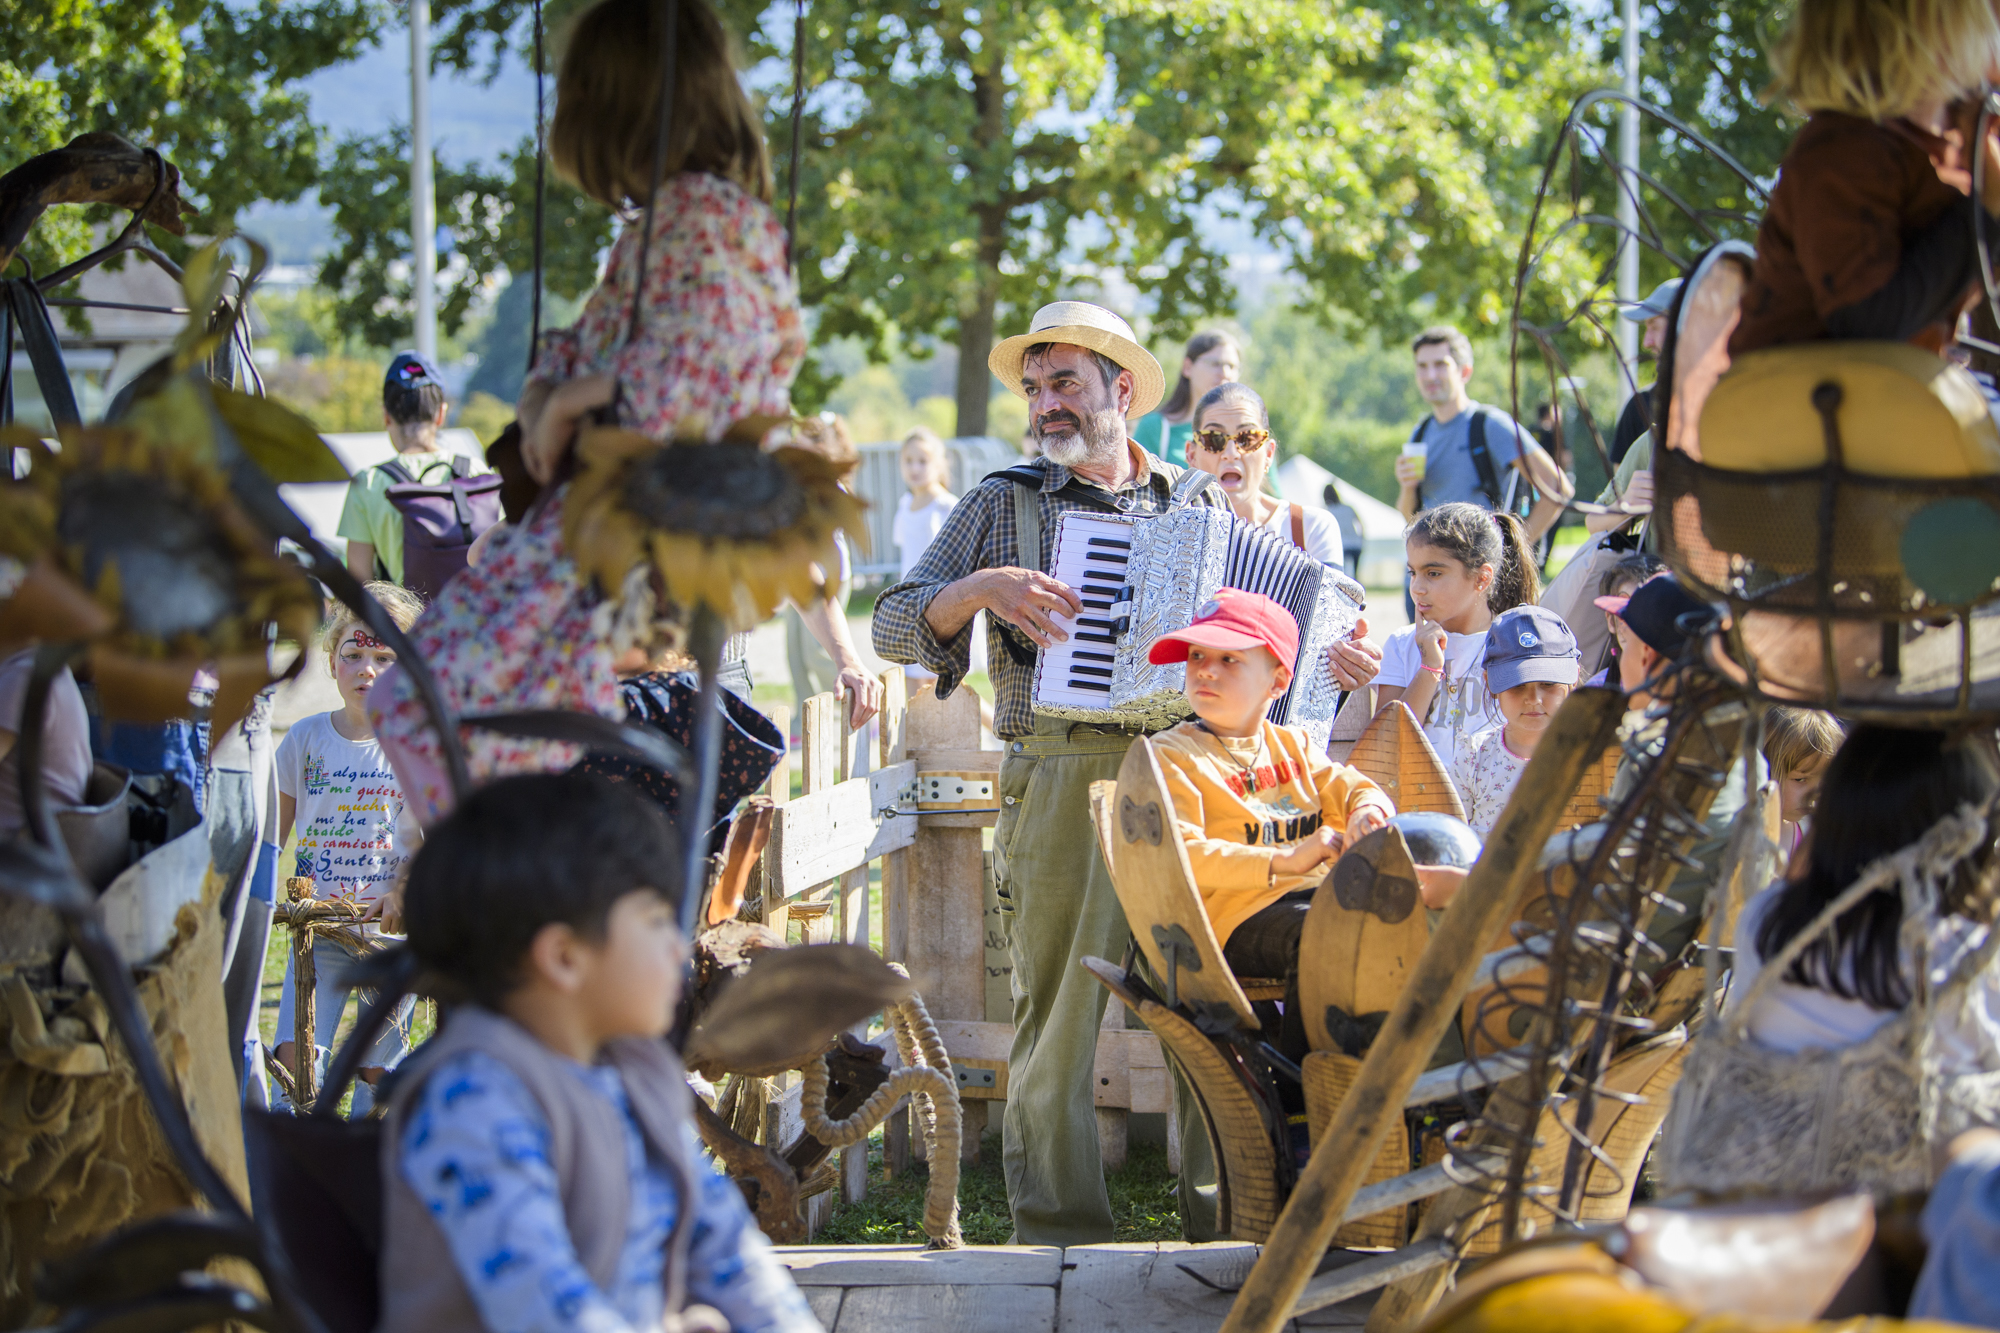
[
  {"x1": 1450, "y1": 605, "x2": 1582, "y2": 836},
  {"x1": 1147, "y1": 589, "x2": 1395, "y2": 1061},
  {"x1": 381, "y1": 772, "x2": 819, "y2": 1333},
  {"x1": 1732, "y1": 0, "x2": 2000, "y2": 355}
]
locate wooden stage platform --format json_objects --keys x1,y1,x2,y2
[{"x1": 776, "y1": 1242, "x2": 1380, "y2": 1332}]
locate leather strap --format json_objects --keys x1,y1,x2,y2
[
  {"x1": 1289, "y1": 502, "x2": 1305, "y2": 549},
  {"x1": 3, "y1": 279, "x2": 80, "y2": 427}
]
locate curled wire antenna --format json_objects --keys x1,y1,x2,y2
[{"x1": 1504, "y1": 91, "x2": 1770, "y2": 501}]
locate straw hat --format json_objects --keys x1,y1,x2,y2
[{"x1": 988, "y1": 301, "x2": 1166, "y2": 420}]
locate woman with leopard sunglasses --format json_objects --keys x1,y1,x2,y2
[{"x1": 1189, "y1": 382, "x2": 1346, "y2": 567}]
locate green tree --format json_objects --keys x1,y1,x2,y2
[{"x1": 1, "y1": 0, "x2": 387, "y2": 277}]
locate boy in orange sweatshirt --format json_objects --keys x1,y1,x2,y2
[{"x1": 1148, "y1": 590, "x2": 1395, "y2": 1064}]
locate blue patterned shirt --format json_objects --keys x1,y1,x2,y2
[{"x1": 400, "y1": 1050, "x2": 821, "y2": 1333}]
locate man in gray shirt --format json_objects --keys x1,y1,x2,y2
[{"x1": 1394, "y1": 325, "x2": 1571, "y2": 542}]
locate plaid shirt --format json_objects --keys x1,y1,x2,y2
[{"x1": 872, "y1": 447, "x2": 1222, "y2": 739}]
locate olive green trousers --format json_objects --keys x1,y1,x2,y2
[{"x1": 993, "y1": 717, "x2": 1141, "y2": 1246}]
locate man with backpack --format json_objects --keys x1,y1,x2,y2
[
  {"x1": 1394, "y1": 325, "x2": 1572, "y2": 543},
  {"x1": 338, "y1": 351, "x2": 499, "y2": 599}
]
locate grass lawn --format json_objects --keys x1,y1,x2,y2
[{"x1": 813, "y1": 1130, "x2": 1182, "y2": 1246}]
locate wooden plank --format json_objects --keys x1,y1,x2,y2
[
  {"x1": 903, "y1": 685, "x2": 985, "y2": 1022},
  {"x1": 879, "y1": 671, "x2": 913, "y2": 1178},
  {"x1": 765, "y1": 704, "x2": 793, "y2": 804},
  {"x1": 1058, "y1": 1243, "x2": 1255, "y2": 1333},
  {"x1": 804, "y1": 1288, "x2": 843, "y2": 1329},
  {"x1": 779, "y1": 1245, "x2": 1064, "y2": 1287},
  {"x1": 933, "y1": 1020, "x2": 1164, "y2": 1112},
  {"x1": 802, "y1": 693, "x2": 842, "y2": 794},
  {"x1": 834, "y1": 1285, "x2": 1055, "y2": 1333},
  {"x1": 767, "y1": 762, "x2": 917, "y2": 899},
  {"x1": 1097, "y1": 1107, "x2": 1129, "y2": 1171}
]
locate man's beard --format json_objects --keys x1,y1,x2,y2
[{"x1": 1035, "y1": 403, "x2": 1127, "y2": 469}]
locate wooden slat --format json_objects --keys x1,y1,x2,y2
[
  {"x1": 931, "y1": 1019, "x2": 1168, "y2": 1113},
  {"x1": 779, "y1": 1245, "x2": 1064, "y2": 1287},
  {"x1": 835, "y1": 1284, "x2": 1056, "y2": 1333},
  {"x1": 802, "y1": 692, "x2": 843, "y2": 794},
  {"x1": 904, "y1": 685, "x2": 987, "y2": 1022},
  {"x1": 1347, "y1": 700, "x2": 1465, "y2": 820},
  {"x1": 766, "y1": 762, "x2": 917, "y2": 900}
]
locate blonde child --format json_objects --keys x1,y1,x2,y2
[
  {"x1": 1377, "y1": 502, "x2": 1542, "y2": 769},
  {"x1": 1148, "y1": 590, "x2": 1395, "y2": 1069},
  {"x1": 892, "y1": 428, "x2": 957, "y2": 684},
  {"x1": 1732, "y1": 0, "x2": 2000, "y2": 355},
  {"x1": 272, "y1": 582, "x2": 424, "y2": 1112},
  {"x1": 1762, "y1": 706, "x2": 1846, "y2": 857},
  {"x1": 381, "y1": 773, "x2": 819, "y2": 1333},
  {"x1": 1450, "y1": 606, "x2": 1582, "y2": 836}
]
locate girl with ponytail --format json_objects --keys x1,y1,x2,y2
[{"x1": 1375, "y1": 503, "x2": 1542, "y2": 768}]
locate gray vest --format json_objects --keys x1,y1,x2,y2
[{"x1": 377, "y1": 1007, "x2": 701, "y2": 1333}]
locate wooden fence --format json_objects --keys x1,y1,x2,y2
[{"x1": 749, "y1": 670, "x2": 1173, "y2": 1235}]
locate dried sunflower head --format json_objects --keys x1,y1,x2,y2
[
  {"x1": 565, "y1": 420, "x2": 867, "y2": 647},
  {"x1": 0, "y1": 423, "x2": 320, "y2": 733}
]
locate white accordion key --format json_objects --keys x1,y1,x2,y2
[{"x1": 1036, "y1": 512, "x2": 1138, "y2": 710}]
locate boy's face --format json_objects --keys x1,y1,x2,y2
[
  {"x1": 1492, "y1": 678, "x2": 1572, "y2": 737},
  {"x1": 1183, "y1": 643, "x2": 1290, "y2": 733},
  {"x1": 572, "y1": 889, "x2": 688, "y2": 1042},
  {"x1": 332, "y1": 628, "x2": 398, "y2": 710},
  {"x1": 1779, "y1": 756, "x2": 1828, "y2": 826}
]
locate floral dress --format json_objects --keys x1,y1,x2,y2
[{"x1": 369, "y1": 172, "x2": 804, "y2": 821}]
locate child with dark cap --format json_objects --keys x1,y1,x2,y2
[
  {"x1": 1450, "y1": 605, "x2": 1582, "y2": 835},
  {"x1": 338, "y1": 350, "x2": 492, "y2": 586}
]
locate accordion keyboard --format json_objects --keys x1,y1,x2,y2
[{"x1": 1037, "y1": 512, "x2": 1140, "y2": 712}]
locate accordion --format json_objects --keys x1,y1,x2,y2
[{"x1": 1032, "y1": 506, "x2": 1367, "y2": 737}]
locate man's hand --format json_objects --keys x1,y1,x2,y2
[
  {"x1": 968, "y1": 567, "x2": 1084, "y2": 648},
  {"x1": 835, "y1": 664, "x2": 881, "y2": 729},
  {"x1": 1271, "y1": 826, "x2": 1341, "y2": 876},
  {"x1": 1330, "y1": 615, "x2": 1382, "y2": 691},
  {"x1": 1393, "y1": 454, "x2": 1423, "y2": 492},
  {"x1": 520, "y1": 373, "x2": 615, "y2": 484}
]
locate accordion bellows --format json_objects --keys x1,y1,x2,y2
[{"x1": 1032, "y1": 506, "x2": 1365, "y2": 738}]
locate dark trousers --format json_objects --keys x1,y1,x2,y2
[{"x1": 1221, "y1": 889, "x2": 1313, "y2": 1069}]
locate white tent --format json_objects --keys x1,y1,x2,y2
[{"x1": 1272, "y1": 454, "x2": 1406, "y2": 587}]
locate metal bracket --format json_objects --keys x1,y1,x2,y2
[{"x1": 877, "y1": 771, "x2": 1002, "y2": 818}]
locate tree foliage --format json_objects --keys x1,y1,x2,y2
[
  {"x1": 1, "y1": 0, "x2": 385, "y2": 277},
  {"x1": 318, "y1": 0, "x2": 1797, "y2": 430}
]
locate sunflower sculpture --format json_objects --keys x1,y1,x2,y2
[
  {"x1": 0, "y1": 237, "x2": 339, "y2": 734},
  {"x1": 564, "y1": 417, "x2": 866, "y2": 652}
]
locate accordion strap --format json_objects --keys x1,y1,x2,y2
[{"x1": 1290, "y1": 502, "x2": 1305, "y2": 549}]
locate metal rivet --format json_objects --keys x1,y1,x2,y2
[{"x1": 1004, "y1": 796, "x2": 1017, "y2": 806}]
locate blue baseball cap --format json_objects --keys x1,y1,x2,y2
[
  {"x1": 385, "y1": 350, "x2": 444, "y2": 392},
  {"x1": 1484, "y1": 605, "x2": 1581, "y2": 694}
]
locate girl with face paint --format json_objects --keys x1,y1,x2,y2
[{"x1": 271, "y1": 581, "x2": 426, "y2": 1112}]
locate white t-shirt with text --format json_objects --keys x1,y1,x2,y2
[
  {"x1": 1377, "y1": 625, "x2": 1500, "y2": 771},
  {"x1": 275, "y1": 712, "x2": 410, "y2": 904}
]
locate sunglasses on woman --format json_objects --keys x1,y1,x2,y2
[{"x1": 1195, "y1": 427, "x2": 1272, "y2": 453}]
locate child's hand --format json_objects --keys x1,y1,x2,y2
[
  {"x1": 521, "y1": 373, "x2": 615, "y2": 484},
  {"x1": 1414, "y1": 616, "x2": 1448, "y2": 669},
  {"x1": 1347, "y1": 806, "x2": 1388, "y2": 841},
  {"x1": 1271, "y1": 827, "x2": 1340, "y2": 876},
  {"x1": 362, "y1": 884, "x2": 404, "y2": 934}
]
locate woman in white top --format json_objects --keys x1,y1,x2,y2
[
  {"x1": 1186, "y1": 382, "x2": 1345, "y2": 568},
  {"x1": 1728, "y1": 725, "x2": 2000, "y2": 1073}
]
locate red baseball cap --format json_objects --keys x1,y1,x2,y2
[{"x1": 1147, "y1": 588, "x2": 1300, "y2": 666}]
